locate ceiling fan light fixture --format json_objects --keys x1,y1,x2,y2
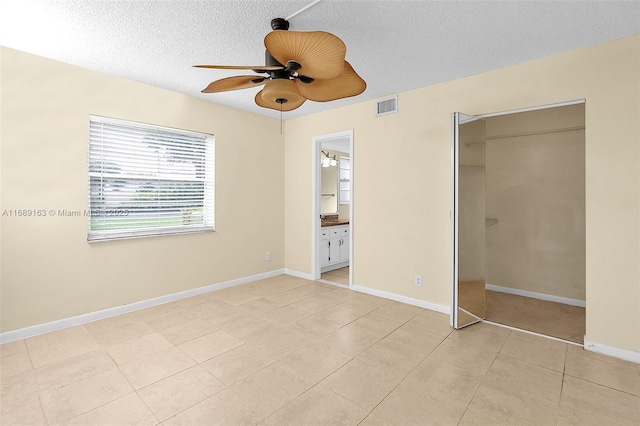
[
  {"x1": 255, "y1": 79, "x2": 306, "y2": 111},
  {"x1": 261, "y1": 78, "x2": 303, "y2": 104}
]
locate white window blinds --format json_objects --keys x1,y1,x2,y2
[{"x1": 88, "y1": 115, "x2": 214, "y2": 241}]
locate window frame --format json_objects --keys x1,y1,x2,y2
[{"x1": 87, "y1": 115, "x2": 215, "y2": 242}]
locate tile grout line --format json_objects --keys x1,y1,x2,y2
[
  {"x1": 30, "y1": 337, "x2": 122, "y2": 425},
  {"x1": 139, "y1": 365, "x2": 231, "y2": 424},
  {"x1": 134, "y1": 386, "x2": 163, "y2": 425},
  {"x1": 269, "y1": 309, "x2": 425, "y2": 425},
  {"x1": 456, "y1": 329, "x2": 513, "y2": 425},
  {"x1": 497, "y1": 350, "x2": 567, "y2": 375},
  {"x1": 356, "y1": 326, "x2": 456, "y2": 424},
  {"x1": 167, "y1": 299, "x2": 366, "y2": 421},
  {"x1": 561, "y1": 371, "x2": 640, "y2": 398},
  {"x1": 160, "y1": 386, "x2": 232, "y2": 424},
  {"x1": 114, "y1": 339, "x2": 240, "y2": 423},
  {"x1": 555, "y1": 344, "x2": 570, "y2": 426},
  {"x1": 106, "y1": 345, "x2": 162, "y2": 424},
  {"x1": 17, "y1": 336, "x2": 43, "y2": 423},
  {"x1": 564, "y1": 341, "x2": 640, "y2": 396},
  {"x1": 35, "y1": 377, "x2": 50, "y2": 426},
  {"x1": 226, "y1": 383, "x2": 281, "y2": 424},
  {"x1": 262, "y1": 382, "x2": 324, "y2": 423},
  {"x1": 17, "y1": 301, "x2": 420, "y2": 426}
]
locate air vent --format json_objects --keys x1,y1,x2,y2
[{"x1": 375, "y1": 95, "x2": 398, "y2": 116}]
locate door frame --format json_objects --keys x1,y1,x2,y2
[
  {"x1": 312, "y1": 130, "x2": 354, "y2": 286},
  {"x1": 451, "y1": 99, "x2": 586, "y2": 328}
]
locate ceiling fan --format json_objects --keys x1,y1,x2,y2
[{"x1": 194, "y1": 18, "x2": 366, "y2": 112}]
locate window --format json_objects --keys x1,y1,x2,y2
[
  {"x1": 339, "y1": 156, "x2": 350, "y2": 204},
  {"x1": 88, "y1": 115, "x2": 214, "y2": 241}
]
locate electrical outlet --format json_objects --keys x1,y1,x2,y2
[
  {"x1": 266, "y1": 251, "x2": 272, "y2": 261},
  {"x1": 414, "y1": 275, "x2": 423, "y2": 287}
]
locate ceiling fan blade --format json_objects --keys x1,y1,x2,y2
[
  {"x1": 294, "y1": 61, "x2": 366, "y2": 102},
  {"x1": 264, "y1": 30, "x2": 346, "y2": 80},
  {"x1": 255, "y1": 79, "x2": 306, "y2": 111},
  {"x1": 194, "y1": 64, "x2": 284, "y2": 71},
  {"x1": 201, "y1": 76, "x2": 267, "y2": 93}
]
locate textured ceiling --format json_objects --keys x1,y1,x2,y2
[{"x1": 1, "y1": 1, "x2": 639, "y2": 119}]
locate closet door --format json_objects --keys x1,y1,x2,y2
[{"x1": 452, "y1": 112, "x2": 486, "y2": 329}]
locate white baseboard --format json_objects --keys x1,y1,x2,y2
[
  {"x1": 583, "y1": 338, "x2": 640, "y2": 365},
  {"x1": 283, "y1": 270, "x2": 450, "y2": 316},
  {"x1": 283, "y1": 269, "x2": 315, "y2": 281},
  {"x1": 485, "y1": 283, "x2": 586, "y2": 308},
  {"x1": 0, "y1": 269, "x2": 285, "y2": 344},
  {"x1": 320, "y1": 261, "x2": 349, "y2": 274},
  {"x1": 317, "y1": 279, "x2": 350, "y2": 289},
  {"x1": 351, "y1": 284, "x2": 449, "y2": 315}
]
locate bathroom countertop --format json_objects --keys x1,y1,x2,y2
[{"x1": 321, "y1": 220, "x2": 350, "y2": 227}]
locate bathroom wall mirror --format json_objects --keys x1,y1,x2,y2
[
  {"x1": 320, "y1": 139, "x2": 350, "y2": 216},
  {"x1": 320, "y1": 152, "x2": 339, "y2": 214}
]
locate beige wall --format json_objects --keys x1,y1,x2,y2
[
  {"x1": 485, "y1": 105, "x2": 585, "y2": 300},
  {"x1": 0, "y1": 47, "x2": 284, "y2": 333},
  {"x1": 284, "y1": 35, "x2": 640, "y2": 352}
]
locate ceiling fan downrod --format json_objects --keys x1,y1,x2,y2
[{"x1": 271, "y1": 18, "x2": 290, "y2": 31}]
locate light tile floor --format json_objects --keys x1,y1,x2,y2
[
  {"x1": 486, "y1": 290, "x2": 586, "y2": 344},
  {"x1": 321, "y1": 266, "x2": 349, "y2": 285},
  {"x1": 1, "y1": 274, "x2": 638, "y2": 425}
]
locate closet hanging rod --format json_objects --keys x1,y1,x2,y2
[
  {"x1": 465, "y1": 125, "x2": 585, "y2": 147},
  {"x1": 485, "y1": 217, "x2": 499, "y2": 227}
]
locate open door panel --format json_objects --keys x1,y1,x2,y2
[{"x1": 452, "y1": 112, "x2": 486, "y2": 329}]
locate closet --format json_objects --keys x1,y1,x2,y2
[{"x1": 453, "y1": 103, "x2": 586, "y2": 343}]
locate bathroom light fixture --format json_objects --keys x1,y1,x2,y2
[{"x1": 321, "y1": 150, "x2": 338, "y2": 167}]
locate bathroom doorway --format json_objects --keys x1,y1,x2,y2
[
  {"x1": 452, "y1": 101, "x2": 586, "y2": 343},
  {"x1": 312, "y1": 130, "x2": 353, "y2": 287}
]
